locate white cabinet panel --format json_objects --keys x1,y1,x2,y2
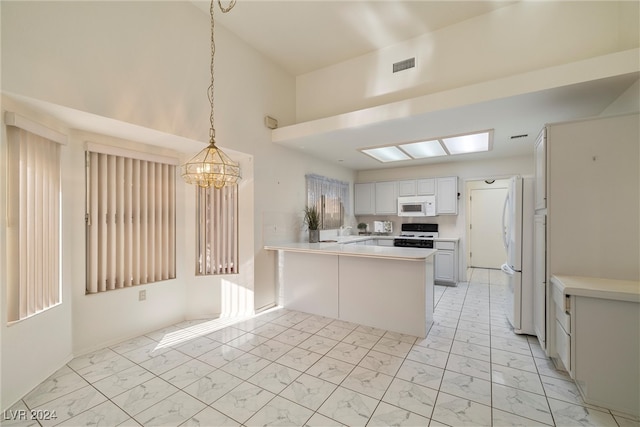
[
  {"x1": 434, "y1": 240, "x2": 458, "y2": 284},
  {"x1": 375, "y1": 239, "x2": 394, "y2": 247},
  {"x1": 534, "y1": 129, "x2": 547, "y2": 211},
  {"x1": 533, "y1": 215, "x2": 547, "y2": 349},
  {"x1": 554, "y1": 319, "x2": 571, "y2": 372},
  {"x1": 398, "y1": 180, "x2": 417, "y2": 197},
  {"x1": 354, "y1": 183, "x2": 375, "y2": 215},
  {"x1": 574, "y1": 296, "x2": 640, "y2": 416},
  {"x1": 374, "y1": 181, "x2": 398, "y2": 214},
  {"x1": 417, "y1": 178, "x2": 435, "y2": 195},
  {"x1": 436, "y1": 177, "x2": 458, "y2": 215}
]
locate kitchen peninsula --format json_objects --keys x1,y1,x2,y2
[{"x1": 264, "y1": 239, "x2": 436, "y2": 337}]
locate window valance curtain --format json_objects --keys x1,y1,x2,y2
[{"x1": 305, "y1": 174, "x2": 350, "y2": 230}]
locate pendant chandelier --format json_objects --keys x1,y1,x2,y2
[{"x1": 181, "y1": 0, "x2": 241, "y2": 189}]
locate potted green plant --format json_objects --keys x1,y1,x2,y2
[
  {"x1": 357, "y1": 222, "x2": 367, "y2": 235},
  {"x1": 304, "y1": 205, "x2": 320, "y2": 243}
]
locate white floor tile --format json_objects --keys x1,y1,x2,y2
[{"x1": 12, "y1": 268, "x2": 621, "y2": 427}]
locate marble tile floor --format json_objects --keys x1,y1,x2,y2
[{"x1": 5, "y1": 268, "x2": 639, "y2": 427}]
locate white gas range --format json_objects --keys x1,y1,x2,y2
[{"x1": 393, "y1": 223, "x2": 439, "y2": 249}]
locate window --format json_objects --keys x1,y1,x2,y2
[
  {"x1": 305, "y1": 174, "x2": 350, "y2": 230},
  {"x1": 196, "y1": 184, "x2": 238, "y2": 275},
  {"x1": 5, "y1": 114, "x2": 65, "y2": 322},
  {"x1": 85, "y1": 144, "x2": 176, "y2": 293}
]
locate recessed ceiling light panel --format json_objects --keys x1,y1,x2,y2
[
  {"x1": 361, "y1": 146, "x2": 411, "y2": 163},
  {"x1": 359, "y1": 130, "x2": 493, "y2": 163},
  {"x1": 399, "y1": 140, "x2": 446, "y2": 158},
  {"x1": 442, "y1": 131, "x2": 491, "y2": 155}
]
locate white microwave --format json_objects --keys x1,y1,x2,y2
[{"x1": 397, "y1": 196, "x2": 436, "y2": 217}]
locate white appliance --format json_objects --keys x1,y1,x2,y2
[
  {"x1": 393, "y1": 223, "x2": 438, "y2": 248},
  {"x1": 501, "y1": 176, "x2": 535, "y2": 335},
  {"x1": 397, "y1": 196, "x2": 436, "y2": 217}
]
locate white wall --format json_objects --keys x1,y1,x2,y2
[
  {"x1": 0, "y1": 102, "x2": 74, "y2": 411},
  {"x1": 601, "y1": 79, "x2": 640, "y2": 116},
  {"x1": 1, "y1": 0, "x2": 356, "y2": 409},
  {"x1": 296, "y1": 1, "x2": 640, "y2": 122},
  {"x1": 356, "y1": 155, "x2": 533, "y2": 276}
]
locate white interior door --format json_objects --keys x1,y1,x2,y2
[{"x1": 469, "y1": 187, "x2": 508, "y2": 268}]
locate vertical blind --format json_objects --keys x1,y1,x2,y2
[
  {"x1": 6, "y1": 125, "x2": 62, "y2": 321},
  {"x1": 196, "y1": 184, "x2": 238, "y2": 275},
  {"x1": 85, "y1": 149, "x2": 176, "y2": 293},
  {"x1": 306, "y1": 174, "x2": 350, "y2": 230}
]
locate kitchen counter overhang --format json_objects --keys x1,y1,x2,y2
[
  {"x1": 264, "y1": 241, "x2": 436, "y2": 261},
  {"x1": 265, "y1": 242, "x2": 436, "y2": 337}
]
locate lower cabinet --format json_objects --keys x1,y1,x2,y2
[
  {"x1": 434, "y1": 240, "x2": 457, "y2": 284},
  {"x1": 550, "y1": 276, "x2": 640, "y2": 417}
]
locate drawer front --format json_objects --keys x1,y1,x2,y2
[
  {"x1": 551, "y1": 283, "x2": 571, "y2": 331},
  {"x1": 555, "y1": 319, "x2": 571, "y2": 372},
  {"x1": 435, "y1": 241, "x2": 455, "y2": 250}
]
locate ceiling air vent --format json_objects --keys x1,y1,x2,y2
[
  {"x1": 393, "y1": 57, "x2": 415, "y2": 73},
  {"x1": 510, "y1": 134, "x2": 529, "y2": 140}
]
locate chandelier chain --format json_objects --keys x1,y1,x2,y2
[{"x1": 209, "y1": 0, "x2": 236, "y2": 143}]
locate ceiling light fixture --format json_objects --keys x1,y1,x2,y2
[
  {"x1": 441, "y1": 132, "x2": 490, "y2": 155},
  {"x1": 399, "y1": 139, "x2": 446, "y2": 158},
  {"x1": 360, "y1": 130, "x2": 493, "y2": 164},
  {"x1": 361, "y1": 146, "x2": 411, "y2": 163},
  {"x1": 181, "y1": 0, "x2": 241, "y2": 189}
]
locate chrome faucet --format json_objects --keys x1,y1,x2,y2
[{"x1": 339, "y1": 226, "x2": 352, "y2": 236}]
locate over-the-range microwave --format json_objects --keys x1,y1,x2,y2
[{"x1": 397, "y1": 195, "x2": 436, "y2": 217}]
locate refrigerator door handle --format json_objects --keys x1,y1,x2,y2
[
  {"x1": 502, "y1": 193, "x2": 510, "y2": 250},
  {"x1": 501, "y1": 263, "x2": 516, "y2": 275}
]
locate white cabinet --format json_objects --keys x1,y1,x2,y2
[
  {"x1": 398, "y1": 180, "x2": 417, "y2": 197},
  {"x1": 417, "y1": 178, "x2": 435, "y2": 195},
  {"x1": 434, "y1": 240, "x2": 457, "y2": 284},
  {"x1": 550, "y1": 276, "x2": 640, "y2": 417},
  {"x1": 436, "y1": 177, "x2": 458, "y2": 215},
  {"x1": 534, "y1": 129, "x2": 546, "y2": 211},
  {"x1": 355, "y1": 182, "x2": 397, "y2": 215},
  {"x1": 355, "y1": 176, "x2": 457, "y2": 216},
  {"x1": 354, "y1": 183, "x2": 375, "y2": 215},
  {"x1": 533, "y1": 214, "x2": 547, "y2": 349},
  {"x1": 374, "y1": 181, "x2": 398, "y2": 215},
  {"x1": 374, "y1": 239, "x2": 394, "y2": 247},
  {"x1": 551, "y1": 281, "x2": 571, "y2": 372},
  {"x1": 398, "y1": 178, "x2": 435, "y2": 196}
]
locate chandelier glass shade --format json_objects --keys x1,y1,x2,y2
[
  {"x1": 181, "y1": 139, "x2": 241, "y2": 189},
  {"x1": 181, "y1": 0, "x2": 241, "y2": 189}
]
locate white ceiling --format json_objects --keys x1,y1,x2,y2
[
  {"x1": 193, "y1": 0, "x2": 515, "y2": 76},
  {"x1": 272, "y1": 74, "x2": 639, "y2": 170},
  {"x1": 192, "y1": 0, "x2": 639, "y2": 171}
]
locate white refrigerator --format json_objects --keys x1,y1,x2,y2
[{"x1": 501, "y1": 176, "x2": 535, "y2": 335}]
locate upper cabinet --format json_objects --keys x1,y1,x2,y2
[
  {"x1": 374, "y1": 181, "x2": 398, "y2": 215},
  {"x1": 397, "y1": 180, "x2": 417, "y2": 197},
  {"x1": 355, "y1": 176, "x2": 457, "y2": 215},
  {"x1": 354, "y1": 183, "x2": 375, "y2": 215},
  {"x1": 398, "y1": 178, "x2": 435, "y2": 197},
  {"x1": 417, "y1": 178, "x2": 436, "y2": 196},
  {"x1": 436, "y1": 176, "x2": 458, "y2": 215}
]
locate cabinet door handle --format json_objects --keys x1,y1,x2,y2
[{"x1": 564, "y1": 295, "x2": 571, "y2": 313}]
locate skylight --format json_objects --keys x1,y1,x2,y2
[{"x1": 360, "y1": 130, "x2": 492, "y2": 163}]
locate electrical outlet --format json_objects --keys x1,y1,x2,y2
[{"x1": 139, "y1": 290, "x2": 146, "y2": 301}]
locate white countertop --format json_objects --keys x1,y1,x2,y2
[
  {"x1": 264, "y1": 242, "x2": 437, "y2": 261},
  {"x1": 551, "y1": 275, "x2": 640, "y2": 303}
]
